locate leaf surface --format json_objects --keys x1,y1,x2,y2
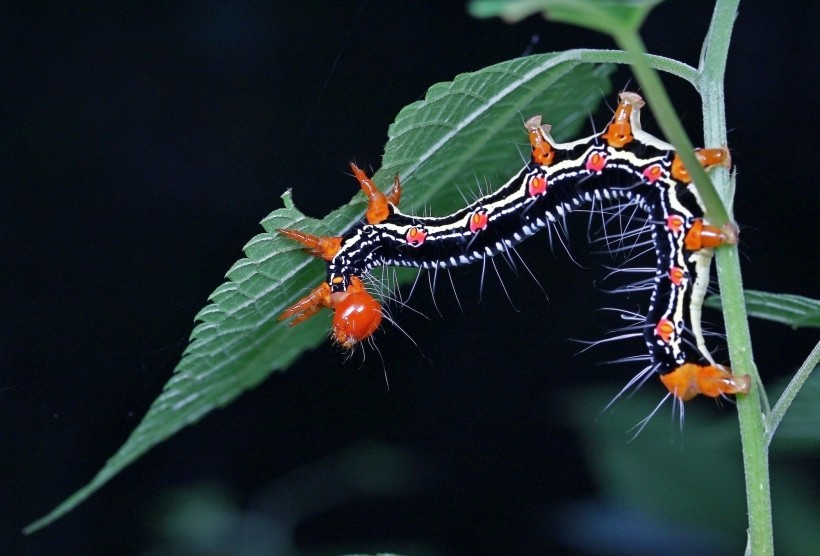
[
  {"x1": 705, "y1": 290, "x2": 820, "y2": 329},
  {"x1": 26, "y1": 51, "x2": 613, "y2": 532}
]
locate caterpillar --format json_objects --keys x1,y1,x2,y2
[{"x1": 277, "y1": 92, "x2": 751, "y2": 402}]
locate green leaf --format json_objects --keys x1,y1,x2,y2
[
  {"x1": 704, "y1": 290, "x2": 820, "y2": 329},
  {"x1": 469, "y1": 0, "x2": 664, "y2": 34},
  {"x1": 25, "y1": 51, "x2": 613, "y2": 532}
]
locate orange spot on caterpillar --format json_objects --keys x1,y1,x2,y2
[
  {"x1": 585, "y1": 151, "x2": 607, "y2": 173},
  {"x1": 642, "y1": 164, "x2": 664, "y2": 183},
  {"x1": 330, "y1": 276, "x2": 382, "y2": 348},
  {"x1": 405, "y1": 226, "x2": 427, "y2": 246},
  {"x1": 655, "y1": 318, "x2": 675, "y2": 344},
  {"x1": 660, "y1": 363, "x2": 751, "y2": 401},
  {"x1": 528, "y1": 175, "x2": 548, "y2": 197},
  {"x1": 469, "y1": 211, "x2": 488, "y2": 233},
  {"x1": 668, "y1": 266, "x2": 687, "y2": 286},
  {"x1": 665, "y1": 215, "x2": 685, "y2": 235}
]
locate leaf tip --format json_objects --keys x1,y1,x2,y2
[{"x1": 281, "y1": 188, "x2": 295, "y2": 209}]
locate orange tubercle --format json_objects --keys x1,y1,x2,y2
[
  {"x1": 660, "y1": 363, "x2": 751, "y2": 401},
  {"x1": 387, "y1": 174, "x2": 402, "y2": 206},
  {"x1": 684, "y1": 219, "x2": 726, "y2": 251},
  {"x1": 671, "y1": 147, "x2": 731, "y2": 183},
  {"x1": 697, "y1": 146, "x2": 731, "y2": 170},
  {"x1": 278, "y1": 228, "x2": 342, "y2": 260},
  {"x1": 525, "y1": 115, "x2": 555, "y2": 166},
  {"x1": 350, "y1": 162, "x2": 399, "y2": 225},
  {"x1": 601, "y1": 92, "x2": 642, "y2": 148},
  {"x1": 278, "y1": 282, "x2": 333, "y2": 326}
]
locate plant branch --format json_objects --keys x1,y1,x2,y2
[
  {"x1": 767, "y1": 340, "x2": 820, "y2": 445},
  {"x1": 571, "y1": 49, "x2": 699, "y2": 83},
  {"x1": 602, "y1": 0, "x2": 773, "y2": 553},
  {"x1": 697, "y1": 1, "x2": 773, "y2": 554}
]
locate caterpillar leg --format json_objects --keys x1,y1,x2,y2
[
  {"x1": 279, "y1": 276, "x2": 382, "y2": 349},
  {"x1": 661, "y1": 364, "x2": 751, "y2": 401},
  {"x1": 350, "y1": 163, "x2": 402, "y2": 224}
]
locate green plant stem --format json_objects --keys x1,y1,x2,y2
[
  {"x1": 697, "y1": 2, "x2": 773, "y2": 554},
  {"x1": 716, "y1": 248, "x2": 773, "y2": 556},
  {"x1": 604, "y1": 0, "x2": 774, "y2": 553},
  {"x1": 572, "y1": 49, "x2": 699, "y2": 83}
]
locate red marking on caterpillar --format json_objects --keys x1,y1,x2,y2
[
  {"x1": 642, "y1": 164, "x2": 664, "y2": 183},
  {"x1": 405, "y1": 226, "x2": 427, "y2": 246},
  {"x1": 669, "y1": 266, "x2": 687, "y2": 286},
  {"x1": 528, "y1": 176, "x2": 548, "y2": 197},
  {"x1": 665, "y1": 215, "x2": 685, "y2": 235},
  {"x1": 278, "y1": 92, "x2": 750, "y2": 404},
  {"x1": 585, "y1": 151, "x2": 607, "y2": 173},
  {"x1": 469, "y1": 211, "x2": 489, "y2": 233},
  {"x1": 655, "y1": 318, "x2": 676, "y2": 344}
]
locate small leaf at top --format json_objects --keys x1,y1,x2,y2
[{"x1": 469, "y1": 0, "x2": 664, "y2": 35}]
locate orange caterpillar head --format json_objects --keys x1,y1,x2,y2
[
  {"x1": 330, "y1": 284, "x2": 383, "y2": 349},
  {"x1": 277, "y1": 223, "x2": 384, "y2": 348}
]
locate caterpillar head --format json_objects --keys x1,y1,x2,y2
[
  {"x1": 330, "y1": 279, "x2": 382, "y2": 349},
  {"x1": 278, "y1": 272, "x2": 382, "y2": 348}
]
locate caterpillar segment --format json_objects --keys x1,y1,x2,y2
[{"x1": 278, "y1": 92, "x2": 750, "y2": 401}]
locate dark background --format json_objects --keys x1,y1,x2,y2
[{"x1": 3, "y1": 1, "x2": 818, "y2": 555}]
